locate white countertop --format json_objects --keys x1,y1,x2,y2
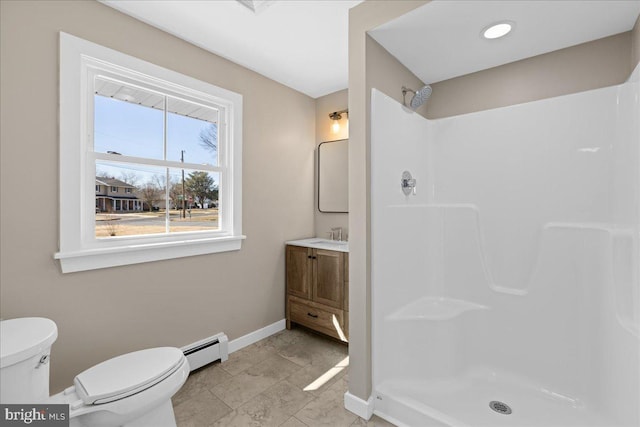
[{"x1": 286, "y1": 238, "x2": 349, "y2": 253}]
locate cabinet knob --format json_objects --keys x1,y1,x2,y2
[{"x1": 307, "y1": 312, "x2": 318, "y2": 318}]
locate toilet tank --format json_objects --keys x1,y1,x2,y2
[{"x1": 0, "y1": 318, "x2": 58, "y2": 403}]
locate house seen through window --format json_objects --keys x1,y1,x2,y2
[{"x1": 93, "y1": 77, "x2": 221, "y2": 238}]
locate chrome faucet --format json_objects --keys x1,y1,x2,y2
[{"x1": 330, "y1": 227, "x2": 343, "y2": 241}]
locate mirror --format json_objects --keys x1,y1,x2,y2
[{"x1": 318, "y1": 139, "x2": 348, "y2": 213}]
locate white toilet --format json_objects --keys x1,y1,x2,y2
[{"x1": 0, "y1": 317, "x2": 190, "y2": 427}]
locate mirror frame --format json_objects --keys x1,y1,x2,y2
[{"x1": 318, "y1": 139, "x2": 348, "y2": 213}]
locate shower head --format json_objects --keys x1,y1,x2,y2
[{"x1": 402, "y1": 85, "x2": 432, "y2": 110}]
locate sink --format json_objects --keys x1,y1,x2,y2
[
  {"x1": 286, "y1": 238, "x2": 349, "y2": 252},
  {"x1": 308, "y1": 239, "x2": 348, "y2": 245}
]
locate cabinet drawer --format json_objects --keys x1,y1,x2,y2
[{"x1": 289, "y1": 297, "x2": 345, "y2": 340}]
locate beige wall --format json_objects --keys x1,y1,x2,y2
[
  {"x1": 633, "y1": 15, "x2": 640, "y2": 68},
  {"x1": 315, "y1": 89, "x2": 349, "y2": 238},
  {"x1": 349, "y1": 0, "x2": 638, "y2": 405},
  {"x1": 0, "y1": 0, "x2": 315, "y2": 393},
  {"x1": 348, "y1": 0, "x2": 429, "y2": 401},
  {"x1": 427, "y1": 32, "x2": 634, "y2": 119}
]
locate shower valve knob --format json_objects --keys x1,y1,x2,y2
[{"x1": 401, "y1": 171, "x2": 416, "y2": 195}]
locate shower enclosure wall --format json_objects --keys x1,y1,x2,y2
[{"x1": 370, "y1": 65, "x2": 640, "y2": 427}]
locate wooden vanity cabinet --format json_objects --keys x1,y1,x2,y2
[
  {"x1": 286, "y1": 245, "x2": 312, "y2": 299},
  {"x1": 286, "y1": 245, "x2": 348, "y2": 342}
]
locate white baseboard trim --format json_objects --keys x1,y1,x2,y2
[
  {"x1": 344, "y1": 391, "x2": 374, "y2": 420},
  {"x1": 228, "y1": 319, "x2": 286, "y2": 353}
]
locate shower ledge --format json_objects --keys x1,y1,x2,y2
[{"x1": 387, "y1": 297, "x2": 489, "y2": 321}]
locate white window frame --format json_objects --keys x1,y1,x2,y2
[{"x1": 55, "y1": 33, "x2": 244, "y2": 273}]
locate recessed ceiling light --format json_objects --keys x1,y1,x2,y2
[{"x1": 482, "y1": 21, "x2": 514, "y2": 40}]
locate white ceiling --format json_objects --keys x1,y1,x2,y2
[
  {"x1": 101, "y1": 0, "x2": 362, "y2": 99},
  {"x1": 369, "y1": 1, "x2": 640, "y2": 85},
  {"x1": 100, "y1": 1, "x2": 640, "y2": 98}
]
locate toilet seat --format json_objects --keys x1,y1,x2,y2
[{"x1": 74, "y1": 347, "x2": 185, "y2": 405}]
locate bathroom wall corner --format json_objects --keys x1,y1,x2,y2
[
  {"x1": 632, "y1": 14, "x2": 640, "y2": 69},
  {"x1": 348, "y1": 0, "x2": 430, "y2": 403},
  {"x1": 314, "y1": 89, "x2": 349, "y2": 237}
]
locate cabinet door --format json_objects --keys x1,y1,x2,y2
[
  {"x1": 286, "y1": 245, "x2": 311, "y2": 299},
  {"x1": 312, "y1": 249, "x2": 344, "y2": 309},
  {"x1": 343, "y1": 254, "x2": 349, "y2": 311}
]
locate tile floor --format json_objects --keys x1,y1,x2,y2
[{"x1": 172, "y1": 326, "x2": 395, "y2": 427}]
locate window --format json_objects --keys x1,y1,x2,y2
[{"x1": 56, "y1": 33, "x2": 244, "y2": 273}]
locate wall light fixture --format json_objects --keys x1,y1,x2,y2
[{"x1": 329, "y1": 109, "x2": 348, "y2": 133}]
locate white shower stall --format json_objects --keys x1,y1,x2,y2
[{"x1": 370, "y1": 66, "x2": 640, "y2": 426}]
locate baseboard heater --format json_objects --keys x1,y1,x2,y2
[{"x1": 181, "y1": 332, "x2": 229, "y2": 371}]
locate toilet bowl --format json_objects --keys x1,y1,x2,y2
[{"x1": 0, "y1": 318, "x2": 190, "y2": 427}]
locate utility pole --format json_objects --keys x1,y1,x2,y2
[{"x1": 181, "y1": 150, "x2": 186, "y2": 219}]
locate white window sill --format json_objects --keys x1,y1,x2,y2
[{"x1": 54, "y1": 235, "x2": 246, "y2": 273}]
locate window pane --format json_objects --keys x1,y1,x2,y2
[
  {"x1": 95, "y1": 162, "x2": 168, "y2": 238},
  {"x1": 94, "y1": 77, "x2": 165, "y2": 160},
  {"x1": 166, "y1": 97, "x2": 219, "y2": 166},
  {"x1": 168, "y1": 168, "x2": 220, "y2": 233}
]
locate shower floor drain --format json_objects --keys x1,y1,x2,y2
[{"x1": 489, "y1": 401, "x2": 512, "y2": 415}]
